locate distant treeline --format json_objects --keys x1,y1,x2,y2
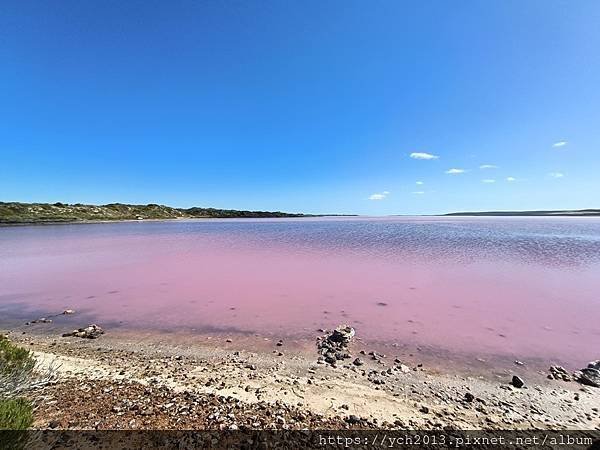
[
  {"x1": 444, "y1": 209, "x2": 600, "y2": 217},
  {"x1": 0, "y1": 201, "x2": 314, "y2": 224}
]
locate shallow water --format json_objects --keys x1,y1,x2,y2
[{"x1": 1, "y1": 217, "x2": 599, "y2": 366}]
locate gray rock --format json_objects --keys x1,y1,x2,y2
[
  {"x1": 317, "y1": 324, "x2": 356, "y2": 367},
  {"x1": 578, "y1": 368, "x2": 600, "y2": 388},
  {"x1": 548, "y1": 365, "x2": 572, "y2": 382},
  {"x1": 588, "y1": 360, "x2": 600, "y2": 370},
  {"x1": 574, "y1": 360, "x2": 600, "y2": 388},
  {"x1": 62, "y1": 324, "x2": 104, "y2": 339},
  {"x1": 328, "y1": 325, "x2": 355, "y2": 345}
]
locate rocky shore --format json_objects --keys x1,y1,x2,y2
[{"x1": 3, "y1": 322, "x2": 600, "y2": 432}]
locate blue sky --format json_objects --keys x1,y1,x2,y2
[{"x1": 1, "y1": 0, "x2": 599, "y2": 215}]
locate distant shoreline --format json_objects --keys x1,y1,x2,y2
[
  {"x1": 2, "y1": 201, "x2": 599, "y2": 225},
  {"x1": 443, "y1": 209, "x2": 600, "y2": 217},
  {"x1": 0, "y1": 216, "x2": 359, "y2": 227},
  {"x1": 0, "y1": 201, "x2": 357, "y2": 225}
]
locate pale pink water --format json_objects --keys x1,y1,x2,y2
[{"x1": 1, "y1": 217, "x2": 599, "y2": 366}]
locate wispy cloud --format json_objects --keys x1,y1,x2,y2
[
  {"x1": 445, "y1": 168, "x2": 466, "y2": 174},
  {"x1": 506, "y1": 177, "x2": 516, "y2": 182},
  {"x1": 479, "y1": 164, "x2": 498, "y2": 169},
  {"x1": 415, "y1": 181, "x2": 424, "y2": 185},
  {"x1": 549, "y1": 172, "x2": 565, "y2": 178},
  {"x1": 481, "y1": 179, "x2": 496, "y2": 183},
  {"x1": 410, "y1": 152, "x2": 439, "y2": 160},
  {"x1": 412, "y1": 191, "x2": 425, "y2": 195},
  {"x1": 553, "y1": 141, "x2": 568, "y2": 148},
  {"x1": 369, "y1": 191, "x2": 390, "y2": 200}
]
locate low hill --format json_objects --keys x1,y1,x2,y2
[
  {"x1": 0, "y1": 202, "x2": 310, "y2": 224},
  {"x1": 444, "y1": 209, "x2": 600, "y2": 217}
]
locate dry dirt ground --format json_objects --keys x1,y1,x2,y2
[{"x1": 4, "y1": 323, "x2": 598, "y2": 432}]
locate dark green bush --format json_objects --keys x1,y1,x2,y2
[
  {"x1": 0, "y1": 336, "x2": 35, "y2": 375},
  {"x1": 0, "y1": 336, "x2": 37, "y2": 432},
  {"x1": 0, "y1": 398, "x2": 33, "y2": 430}
]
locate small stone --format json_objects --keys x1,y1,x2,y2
[
  {"x1": 464, "y1": 392, "x2": 475, "y2": 402},
  {"x1": 346, "y1": 415, "x2": 360, "y2": 424},
  {"x1": 511, "y1": 375, "x2": 525, "y2": 388}
]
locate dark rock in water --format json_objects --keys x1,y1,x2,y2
[
  {"x1": 62, "y1": 324, "x2": 104, "y2": 339},
  {"x1": 26, "y1": 317, "x2": 53, "y2": 325},
  {"x1": 577, "y1": 361, "x2": 600, "y2": 387},
  {"x1": 511, "y1": 375, "x2": 525, "y2": 388},
  {"x1": 376, "y1": 302, "x2": 388, "y2": 307}
]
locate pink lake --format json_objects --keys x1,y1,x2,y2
[{"x1": 1, "y1": 217, "x2": 599, "y2": 367}]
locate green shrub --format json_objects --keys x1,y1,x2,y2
[
  {"x1": 0, "y1": 398, "x2": 33, "y2": 430},
  {"x1": 0, "y1": 336, "x2": 37, "y2": 432},
  {"x1": 0, "y1": 336, "x2": 35, "y2": 375}
]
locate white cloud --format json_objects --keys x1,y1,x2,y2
[
  {"x1": 549, "y1": 172, "x2": 565, "y2": 178},
  {"x1": 412, "y1": 191, "x2": 425, "y2": 195},
  {"x1": 553, "y1": 141, "x2": 568, "y2": 148},
  {"x1": 369, "y1": 191, "x2": 390, "y2": 200},
  {"x1": 506, "y1": 177, "x2": 516, "y2": 182},
  {"x1": 415, "y1": 181, "x2": 424, "y2": 185},
  {"x1": 481, "y1": 179, "x2": 496, "y2": 183},
  {"x1": 479, "y1": 164, "x2": 498, "y2": 169},
  {"x1": 445, "y1": 168, "x2": 466, "y2": 174},
  {"x1": 410, "y1": 152, "x2": 439, "y2": 160}
]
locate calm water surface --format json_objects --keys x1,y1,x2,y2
[{"x1": 1, "y1": 217, "x2": 599, "y2": 366}]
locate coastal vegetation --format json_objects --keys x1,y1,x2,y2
[
  {"x1": 0, "y1": 335, "x2": 57, "y2": 433},
  {"x1": 0, "y1": 201, "x2": 310, "y2": 224},
  {"x1": 0, "y1": 336, "x2": 35, "y2": 430}
]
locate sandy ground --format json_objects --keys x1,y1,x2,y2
[{"x1": 2, "y1": 320, "x2": 599, "y2": 432}]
